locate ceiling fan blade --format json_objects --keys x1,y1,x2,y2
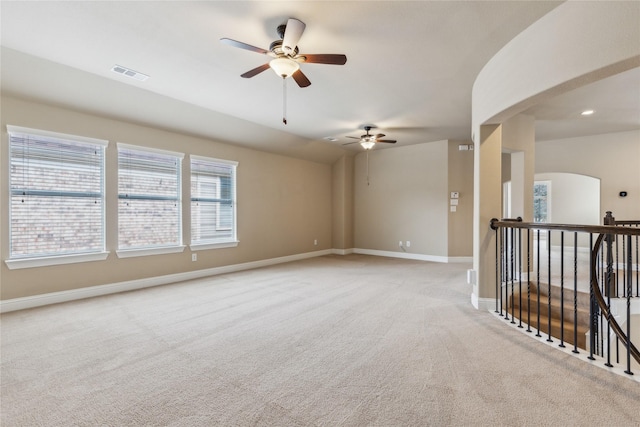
[
  {"x1": 376, "y1": 139, "x2": 397, "y2": 144},
  {"x1": 346, "y1": 136, "x2": 361, "y2": 140},
  {"x1": 292, "y1": 69, "x2": 311, "y2": 88},
  {"x1": 220, "y1": 38, "x2": 270, "y2": 55},
  {"x1": 342, "y1": 141, "x2": 360, "y2": 146},
  {"x1": 301, "y1": 54, "x2": 347, "y2": 65},
  {"x1": 241, "y1": 63, "x2": 271, "y2": 78},
  {"x1": 375, "y1": 133, "x2": 386, "y2": 138},
  {"x1": 282, "y1": 18, "x2": 306, "y2": 55}
]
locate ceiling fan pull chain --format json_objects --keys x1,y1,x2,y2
[
  {"x1": 366, "y1": 151, "x2": 370, "y2": 186},
  {"x1": 282, "y1": 76, "x2": 287, "y2": 125}
]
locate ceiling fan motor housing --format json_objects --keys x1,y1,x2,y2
[{"x1": 269, "y1": 40, "x2": 299, "y2": 58}]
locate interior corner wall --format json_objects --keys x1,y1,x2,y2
[
  {"x1": 447, "y1": 141, "x2": 474, "y2": 257},
  {"x1": 535, "y1": 130, "x2": 640, "y2": 221},
  {"x1": 0, "y1": 95, "x2": 334, "y2": 300},
  {"x1": 353, "y1": 141, "x2": 449, "y2": 257},
  {"x1": 331, "y1": 154, "x2": 354, "y2": 250},
  {"x1": 502, "y1": 114, "x2": 535, "y2": 222}
]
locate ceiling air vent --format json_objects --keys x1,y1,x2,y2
[{"x1": 111, "y1": 64, "x2": 149, "y2": 81}]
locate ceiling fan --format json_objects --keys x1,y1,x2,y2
[
  {"x1": 220, "y1": 18, "x2": 347, "y2": 124},
  {"x1": 343, "y1": 126, "x2": 397, "y2": 150}
]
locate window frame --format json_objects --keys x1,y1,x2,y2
[
  {"x1": 116, "y1": 143, "x2": 185, "y2": 258},
  {"x1": 5, "y1": 125, "x2": 109, "y2": 270},
  {"x1": 533, "y1": 180, "x2": 552, "y2": 224},
  {"x1": 189, "y1": 155, "x2": 239, "y2": 251}
]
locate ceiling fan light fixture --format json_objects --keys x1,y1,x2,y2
[
  {"x1": 269, "y1": 57, "x2": 300, "y2": 78},
  {"x1": 360, "y1": 140, "x2": 376, "y2": 150}
]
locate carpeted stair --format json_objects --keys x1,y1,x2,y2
[{"x1": 506, "y1": 282, "x2": 590, "y2": 349}]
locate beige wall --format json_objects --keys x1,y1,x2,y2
[
  {"x1": 535, "y1": 173, "x2": 601, "y2": 226},
  {"x1": 1, "y1": 96, "x2": 333, "y2": 300},
  {"x1": 331, "y1": 155, "x2": 354, "y2": 250},
  {"x1": 535, "y1": 130, "x2": 640, "y2": 221},
  {"x1": 447, "y1": 141, "x2": 474, "y2": 257},
  {"x1": 353, "y1": 140, "x2": 450, "y2": 257}
]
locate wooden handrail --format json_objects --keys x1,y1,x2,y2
[
  {"x1": 490, "y1": 218, "x2": 640, "y2": 236},
  {"x1": 491, "y1": 215, "x2": 640, "y2": 368}
]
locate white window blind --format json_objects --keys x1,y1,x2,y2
[
  {"x1": 118, "y1": 144, "x2": 183, "y2": 250},
  {"x1": 8, "y1": 126, "x2": 107, "y2": 259},
  {"x1": 191, "y1": 156, "x2": 237, "y2": 246}
]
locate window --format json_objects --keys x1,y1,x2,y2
[
  {"x1": 7, "y1": 126, "x2": 108, "y2": 267},
  {"x1": 190, "y1": 155, "x2": 238, "y2": 248},
  {"x1": 533, "y1": 181, "x2": 551, "y2": 223},
  {"x1": 118, "y1": 144, "x2": 184, "y2": 255}
]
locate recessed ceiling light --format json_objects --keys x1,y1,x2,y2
[
  {"x1": 581, "y1": 109, "x2": 595, "y2": 116},
  {"x1": 111, "y1": 64, "x2": 149, "y2": 82}
]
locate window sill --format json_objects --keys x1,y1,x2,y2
[
  {"x1": 5, "y1": 251, "x2": 110, "y2": 270},
  {"x1": 116, "y1": 245, "x2": 186, "y2": 259},
  {"x1": 190, "y1": 240, "x2": 239, "y2": 251}
]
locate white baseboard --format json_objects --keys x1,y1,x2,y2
[
  {"x1": 0, "y1": 249, "x2": 332, "y2": 313},
  {"x1": 471, "y1": 292, "x2": 497, "y2": 311},
  {"x1": 331, "y1": 248, "x2": 354, "y2": 255},
  {"x1": 1, "y1": 248, "x2": 472, "y2": 313},
  {"x1": 352, "y1": 248, "x2": 471, "y2": 264}
]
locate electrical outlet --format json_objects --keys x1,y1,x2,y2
[
  {"x1": 406, "y1": 241, "x2": 411, "y2": 248},
  {"x1": 192, "y1": 253, "x2": 197, "y2": 262}
]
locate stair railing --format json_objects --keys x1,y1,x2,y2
[{"x1": 490, "y1": 213, "x2": 639, "y2": 376}]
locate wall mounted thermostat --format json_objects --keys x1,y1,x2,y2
[
  {"x1": 450, "y1": 192, "x2": 459, "y2": 199},
  {"x1": 619, "y1": 191, "x2": 627, "y2": 197}
]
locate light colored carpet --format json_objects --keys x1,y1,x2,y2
[{"x1": 1, "y1": 254, "x2": 639, "y2": 426}]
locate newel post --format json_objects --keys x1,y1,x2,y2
[{"x1": 604, "y1": 211, "x2": 616, "y2": 297}]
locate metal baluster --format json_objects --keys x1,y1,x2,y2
[
  {"x1": 536, "y1": 229, "x2": 542, "y2": 337},
  {"x1": 526, "y1": 229, "x2": 532, "y2": 333},
  {"x1": 503, "y1": 228, "x2": 508, "y2": 320},
  {"x1": 547, "y1": 229, "x2": 553, "y2": 342},
  {"x1": 625, "y1": 235, "x2": 634, "y2": 375},
  {"x1": 636, "y1": 231, "x2": 640, "y2": 297},
  {"x1": 495, "y1": 225, "x2": 500, "y2": 314},
  {"x1": 559, "y1": 231, "x2": 565, "y2": 347},
  {"x1": 511, "y1": 227, "x2": 516, "y2": 324},
  {"x1": 518, "y1": 228, "x2": 523, "y2": 328},
  {"x1": 616, "y1": 233, "x2": 620, "y2": 298},
  {"x1": 573, "y1": 232, "x2": 579, "y2": 354},
  {"x1": 622, "y1": 232, "x2": 626, "y2": 298},
  {"x1": 588, "y1": 233, "x2": 596, "y2": 361},
  {"x1": 499, "y1": 226, "x2": 504, "y2": 317}
]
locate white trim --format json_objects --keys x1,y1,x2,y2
[
  {"x1": 548, "y1": 244, "x2": 592, "y2": 253},
  {"x1": 7, "y1": 125, "x2": 108, "y2": 146},
  {"x1": 190, "y1": 241, "x2": 239, "y2": 251},
  {"x1": 332, "y1": 248, "x2": 354, "y2": 255},
  {"x1": 449, "y1": 256, "x2": 473, "y2": 263},
  {"x1": 117, "y1": 142, "x2": 185, "y2": 159},
  {"x1": 352, "y1": 248, "x2": 471, "y2": 264},
  {"x1": 190, "y1": 154, "x2": 238, "y2": 167},
  {"x1": 354, "y1": 248, "x2": 448, "y2": 262},
  {"x1": 116, "y1": 245, "x2": 185, "y2": 258},
  {"x1": 0, "y1": 249, "x2": 332, "y2": 313},
  {"x1": 5, "y1": 251, "x2": 110, "y2": 270},
  {"x1": 471, "y1": 292, "x2": 496, "y2": 311}
]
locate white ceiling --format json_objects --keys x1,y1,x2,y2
[{"x1": 1, "y1": 1, "x2": 638, "y2": 164}]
